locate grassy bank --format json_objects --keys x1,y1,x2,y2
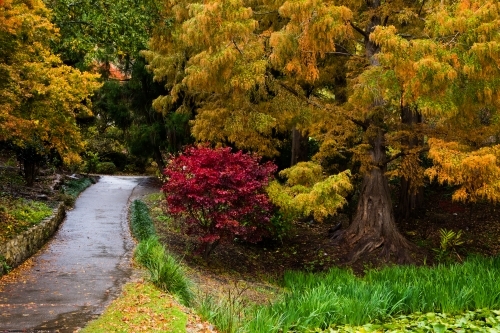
[
  {"x1": 242, "y1": 257, "x2": 500, "y2": 332},
  {"x1": 83, "y1": 194, "x2": 500, "y2": 333},
  {"x1": 130, "y1": 200, "x2": 193, "y2": 306},
  {"x1": 80, "y1": 281, "x2": 187, "y2": 333}
]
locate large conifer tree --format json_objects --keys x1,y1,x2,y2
[{"x1": 144, "y1": 0, "x2": 500, "y2": 262}]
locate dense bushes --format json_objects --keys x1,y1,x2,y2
[
  {"x1": 59, "y1": 177, "x2": 93, "y2": 206},
  {"x1": 96, "y1": 162, "x2": 117, "y2": 174},
  {"x1": 130, "y1": 200, "x2": 193, "y2": 306},
  {"x1": 162, "y1": 146, "x2": 277, "y2": 257}
]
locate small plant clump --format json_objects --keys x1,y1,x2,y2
[{"x1": 162, "y1": 145, "x2": 277, "y2": 257}]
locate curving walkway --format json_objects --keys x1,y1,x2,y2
[{"x1": 0, "y1": 176, "x2": 159, "y2": 333}]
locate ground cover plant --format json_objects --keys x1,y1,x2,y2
[
  {"x1": 62, "y1": 178, "x2": 93, "y2": 199},
  {"x1": 80, "y1": 281, "x2": 187, "y2": 333},
  {"x1": 322, "y1": 309, "x2": 500, "y2": 333},
  {"x1": 0, "y1": 195, "x2": 53, "y2": 241}
]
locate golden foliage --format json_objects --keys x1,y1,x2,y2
[
  {"x1": 267, "y1": 162, "x2": 352, "y2": 221},
  {"x1": 144, "y1": 0, "x2": 500, "y2": 211},
  {"x1": 426, "y1": 139, "x2": 500, "y2": 203},
  {"x1": 0, "y1": 0, "x2": 101, "y2": 165}
]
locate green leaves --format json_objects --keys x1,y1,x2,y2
[
  {"x1": 324, "y1": 309, "x2": 500, "y2": 333},
  {"x1": 267, "y1": 162, "x2": 352, "y2": 222},
  {"x1": 45, "y1": 0, "x2": 162, "y2": 67}
]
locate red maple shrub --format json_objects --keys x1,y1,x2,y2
[{"x1": 162, "y1": 145, "x2": 277, "y2": 257}]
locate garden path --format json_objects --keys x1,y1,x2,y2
[{"x1": 0, "y1": 176, "x2": 159, "y2": 333}]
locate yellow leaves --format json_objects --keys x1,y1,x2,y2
[
  {"x1": 426, "y1": 138, "x2": 500, "y2": 203},
  {"x1": 267, "y1": 164, "x2": 352, "y2": 222},
  {"x1": 0, "y1": 0, "x2": 100, "y2": 167},
  {"x1": 279, "y1": 161, "x2": 324, "y2": 187},
  {"x1": 270, "y1": 1, "x2": 354, "y2": 82}
]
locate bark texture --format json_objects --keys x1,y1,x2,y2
[
  {"x1": 344, "y1": 167, "x2": 414, "y2": 263},
  {"x1": 334, "y1": 130, "x2": 414, "y2": 263}
]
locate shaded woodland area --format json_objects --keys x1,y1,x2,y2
[
  {"x1": 1, "y1": 0, "x2": 500, "y2": 287},
  {"x1": 2, "y1": 0, "x2": 500, "y2": 332}
]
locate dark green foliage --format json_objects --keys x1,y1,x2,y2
[
  {"x1": 130, "y1": 199, "x2": 193, "y2": 306},
  {"x1": 130, "y1": 200, "x2": 156, "y2": 241},
  {"x1": 62, "y1": 178, "x2": 93, "y2": 198},
  {"x1": 96, "y1": 162, "x2": 117, "y2": 174}
]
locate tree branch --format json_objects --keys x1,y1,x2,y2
[
  {"x1": 232, "y1": 39, "x2": 244, "y2": 55},
  {"x1": 349, "y1": 21, "x2": 368, "y2": 39},
  {"x1": 273, "y1": 78, "x2": 369, "y2": 130},
  {"x1": 385, "y1": 146, "x2": 430, "y2": 164},
  {"x1": 253, "y1": 10, "x2": 278, "y2": 15}
]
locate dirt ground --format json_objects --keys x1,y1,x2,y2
[{"x1": 147, "y1": 183, "x2": 500, "y2": 305}]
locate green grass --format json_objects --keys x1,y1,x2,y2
[
  {"x1": 130, "y1": 199, "x2": 194, "y2": 306},
  {"x1": 0, "y1": 196, "x2": 53, "y2": 240},
  {"x1": 243, "y1": 256, "x2": 500, "y2": 332},
  {"x1": 130, "y1": 200, "x2": 156, "y2": 241},
  {"x1": 80, "y1": 281, "x2": 187, "y2": 333}
]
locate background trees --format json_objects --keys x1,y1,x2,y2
[
  {"x1": 44, "y1": 0, "x2": 193, "y2": 173},
  {"x1": 144, "y1": 0, "x2": 500, "y2": 262},
  {"x1": 0, "y1": 0, "x2": 100, "y2": 185}
]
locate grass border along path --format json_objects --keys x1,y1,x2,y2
[
  {"x1": 130, "y1": 199, "x2": 194, "y2": 306},
  {"x1": 80, "y1": 199, "x2": 193, "y2": 333}
]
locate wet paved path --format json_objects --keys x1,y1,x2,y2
[{"x1": 0, "y1": 176, "x2": 159, "y2": 333}]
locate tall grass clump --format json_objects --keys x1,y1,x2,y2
[
  {"x1": 130, "y1": 199, "x2": 193, "y2": 306},
  {"x1": 196, "y1": 284, "x2": 254, "y2": 333},
  {"x1": 63, "y1": 177, "x2": 93, "y2": 198},
  {"x1": 245, "y1": 256, "x2": 500, "y2": 332},
  {"x1": 130, "y1": 200, "x2": 156, "y2": 241}
]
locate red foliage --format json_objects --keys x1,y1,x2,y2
[{"x1": 162, "y1": 145, "x2": 277, "y2": 256}]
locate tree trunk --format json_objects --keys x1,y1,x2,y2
[
  {"x1": 290, "y1": 128, "x2": 309, "y2": 167},
  {"x1": 334, "y1": 130, "x2": 414, "y2": 263},
  {"x1": 332, "y1": 0, "x2": 415, "y2": 263},
  {"x1": 397, "y1": 106, "x2": 424, "y2": 220},
  {"x1": 23, "y1": 160, "x2": 36, "y2": 187},
  {"x1": 152, "y1": 145, "x2": 165, "y2": 174}
]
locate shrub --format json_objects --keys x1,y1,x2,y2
[
  {"x1": 96, "y1": 162, "x2": 117, "y2": 174},
  {"x1": 162, "y1": 146, "x2": 277, "y2": 257}
]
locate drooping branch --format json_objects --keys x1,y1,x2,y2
[
  {"x1": 253, "y1": 10, "x2": 278, "y2": 15},
  {"x1": 273, "y1": 78, "x2": 369, "y2": 130}
]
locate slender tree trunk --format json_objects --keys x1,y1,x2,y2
[
  {"x1": 290, "y1": 128, "x2": 301, "y2": 166},
  {"x1": 290, "y1": 128, "x2": 309, "y2": 167},
  {"x1": 153, "y1": 145, "x2": 165, "y2": 174},
  {"x1": 397, "y1": 106, "x2": 424, "y2": 220},
  {"x1": 23, "y1": 160, "x2": 36, "y2": 187}
]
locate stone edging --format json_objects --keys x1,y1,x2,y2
[{"x1": 0, "y1": 203, "x2": 66, "y2": 276}]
